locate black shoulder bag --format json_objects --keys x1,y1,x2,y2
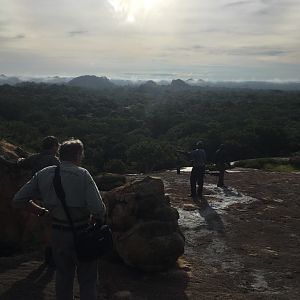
[{"x1": 53, "y1": 166, "x2": 113, "y2": 262}]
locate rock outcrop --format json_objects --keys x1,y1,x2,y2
[
  {"x1": 94, "y1": 173, "x2": 127, "y2": 191},
  {"x1": 0, "y1": 140, "x2": 33, "y2": 255},
  {"x1": 1, "y1": 141, "x2": 185, "y2": 270},
  {"x1": 103, "y1": 176, "x2": 185, "y2": 271}
]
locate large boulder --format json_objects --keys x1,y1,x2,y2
[
  {"x1": 103, "y1": 176, "x2": 185, "y2": 271},
  {"x1": 94, "y1": 173, "x2": 127, "y2": 191},
  {"x1": 0, "y1": 140, "x2": 37, "y2": 255}
]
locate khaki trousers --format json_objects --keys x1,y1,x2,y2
[{"x1": 51, "y1": 229, "x2": 98, "y2": 300}]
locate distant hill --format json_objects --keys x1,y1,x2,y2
[
  {"x1": 170, "y1": 79, "x2": 191, "y2": 90},
  {"x1": 68, "y1": 75, "x2": 115, "y2": 89},
  {"x1": 137, "y1": 80, "x2": 160, "y2": 93},
  {"x1": 0, "y1": 74, "x2": 21, "y2": 86},
  {"x1": 186, "y1": 78, "x2": 205, "y2": 86},
  {"x1": 1, "y1": 72, "x2": 300, "y2": 91}
]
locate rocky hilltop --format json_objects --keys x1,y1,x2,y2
[
  {"x1": 0, "y1": 140, "x2": 32, "y2": 255},
  {"x1": 0, "y1": 142, "x2": 299, "y2": 298},
  {"x1": 0, "y1": 140, "x2": 184, "y2": 271}
]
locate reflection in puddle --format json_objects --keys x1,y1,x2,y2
[
  {"x1": 177, "y1": 184, "x2": 257, "y2": 231},
  {"x1": 177, "y1": 167, "x2": 247, "y2": 173},
  {"x1": 177, "y1": 208, "x2": 205, "y2": 229},
  {"x1": 251, "y1": 270, "x2": 269, "y2": 291},
  {"x1": 204, "y1": 184, "x2": 257, "y2": 210},
  {"x1": 180, "y1": 167, "x2": 192, "y2": 172}
]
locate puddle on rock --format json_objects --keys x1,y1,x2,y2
[
  {"x1": 176, "y1": 184, "x2": 257, "y2": 232},
  {"x1": 251, "y1": 269, "x2": 269, "y2": 291},
  {"x1": 178, "y1": 208, "x2": 206, "y2": 229},
  {"x1": 204, "y1": 184, "x2": 257, "y2": 210}
]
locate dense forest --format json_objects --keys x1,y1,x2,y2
[{"x1": 0, "y1": 83, "x2": 299, "y2": 174}]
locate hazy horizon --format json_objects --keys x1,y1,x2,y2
[
  {"x1": 2, "y1": 72, "x2": 300, "y2": 83},
  {"x1": 1, "y1": 0, "x2": 300, "y2": 81}
]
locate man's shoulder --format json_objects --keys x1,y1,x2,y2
[
  {"x1": 38, "y1": 165, "x2": 56, "y2": 174},
  {"x1": 77, "y1": 166, "x2": 89, "y2": 174},
  {"x1": 39, "y1": 152, "x2": 59, "y2": 161},
  {"x1": 61, "y1": 163, "x2": 89, "y2": 176},
  {"x1": 34, "y1": 165, "x2": 56, "y2": 179}
]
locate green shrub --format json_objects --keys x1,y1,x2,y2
[
  {"x1": 103, "y1": 159, "x2": 126, "y2": 174},
  {"x1": 289, "y1": 156, "x2": 300, "y2": 169},
  {"x1": 235, "y1": 157, "x2": 299, "y2": 172}
]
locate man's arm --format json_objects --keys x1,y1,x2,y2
[
  {"x1": 13, "y1": 174, "x2": 48, "y2": 215},
  {"x1": 17, "y1": 155, "x2": 36, "y2": 170},
  {"x1": 84, "y1": 170, "x2": 106, "y2": 222}
]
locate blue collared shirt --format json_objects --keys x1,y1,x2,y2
[{"x1": 13, "y1": 161, "x2": 106, "y2": 223}]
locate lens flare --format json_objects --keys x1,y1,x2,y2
[{"x1": 108, "y1": 0, "x2": 159, "y2": 23}]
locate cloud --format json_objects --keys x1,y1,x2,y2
[
  {"x1": 0, "y1": 33, "x2": 26, "y2": 41},
  {"x1": 68, "y1": 30, "x2": 88, "y2": 37},
  {"x1": 0, "y1": 0, "x2": 299, "y2": 80},
  {"x1": 223, "y1": 1, "x2": 250, "y2": 8},
  {"x1": 225, "y1": 47, "x2": 290, "y2": 57},
  {"x1": 13, "y1": 34, "x2": 25, "y2": 39},
  {"x1": 163, "y1": 45, "x2": 292, "y2": 59}
]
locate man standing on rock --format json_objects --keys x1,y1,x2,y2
[
  {"x1": 0, "y1": 136, "x2": 60, "y2": 266},
  {"x1": 18, "y1": 135, "x2": 60, "y2": 267},
  {"x1": 17, "y1": 135, "x2": 60, "y2": 176},
  {"x1": 215, "y1": 144, "x2": 229, "y2": 188},
  {"x1": 0, "y1": 135, "x2": 60, "y2": 173},
  {"x1": 189, "y1": 141, "x2": 206, "y2": 198},
  {"x1": 178, "y1": 141, "x2": 206, "y2": 198},
  {"x1": 13, "y1": 139, "x2": 106, "y2": 300}
]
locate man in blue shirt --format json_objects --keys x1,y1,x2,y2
[{"x1": 13, "y1": 139, "x2": 106, "y2": 300}]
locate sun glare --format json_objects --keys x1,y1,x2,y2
[{"x1": 108, "y1": 0, "x2": 159, "y2": 23}]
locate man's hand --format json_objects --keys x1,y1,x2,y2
[
  {"x1": 27, "y1": 200, "x2": 49, "y2": 217},
  {"x1": 90, "y1": 215, "x2": 104, "y2": 226}
]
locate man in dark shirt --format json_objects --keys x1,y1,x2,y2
[
  {"x1": 17, "y1": 136, "x2": 60, "y2": 175},
  {"x1": 178, "y1": 141, "x2": 206, "y2": 198},
  {"x1": 17, "y1": 136, "x2": 60, "y2": 266},
  {"x1": 215, "y1": 144, "x2": 229, "y2": 187},
  {"x1": 189, "y1": 141, "x2": 206, "y2": 198}
]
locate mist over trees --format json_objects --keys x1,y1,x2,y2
[{"x1": 0, "y1": 83, "x2": 299, "y2": 173}]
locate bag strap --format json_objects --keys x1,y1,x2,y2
[{"x1": 52, "y1": 166, "x2": 77, "y2": 238}]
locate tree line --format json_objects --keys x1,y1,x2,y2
[{"x1": 0, "y1": 83, "x2": 299, "y2": 173}]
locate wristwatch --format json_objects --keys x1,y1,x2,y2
[{"x1": 38, "y1": 208, "x2": 47, "y2": 217}]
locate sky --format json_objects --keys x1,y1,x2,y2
[{"x1": 0, "y1": 0, "x2": 300, "y2": 81}]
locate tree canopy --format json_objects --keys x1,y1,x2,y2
[{"x1": 0, "y1": 83, "x2": 299, "y2": 173}]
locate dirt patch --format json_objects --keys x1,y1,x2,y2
[{"x1": 0, "y1": 168, "x2": 300, "y2": 299}]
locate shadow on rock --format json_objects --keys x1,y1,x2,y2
[
  {"x1": 100, "y1": 257, "x2": 190, "y2": 300},
  {"x1": 194, "y1": 197, "x2": 225, "y2": 234},
  {"x1": 0, "y1": 263, "x2": 54, "y2": 300}
]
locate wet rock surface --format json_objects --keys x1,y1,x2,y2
[{"x1": 0, "y1": 167, "x2": 300, "y2": 299}]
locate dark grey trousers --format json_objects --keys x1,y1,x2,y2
[{"x1": 51, "y1": 229, "x2": 98, "y2": 300}]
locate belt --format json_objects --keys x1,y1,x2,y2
[
  {"x1": 52, "y1": 223, "x2": 88, "y2": 231},
  {"x1": 52, "y1": 216, "x2": 90, "y2": 224}
]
